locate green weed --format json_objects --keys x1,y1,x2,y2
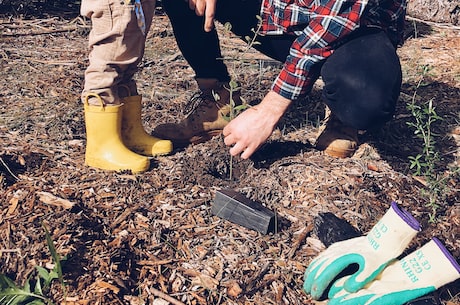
[
  {"x1": 0, "y1": 274, "x2": 50, "y2": 305},
  {"x1": 405, "y1": 64, "x2": 457, "y2": 222},
  {"x1": 0, "y1": 223, "x2": 66, "y2": 304}
]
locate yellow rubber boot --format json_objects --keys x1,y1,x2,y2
[
  {"x1": 84, "y1": 94, "x2": 150, "y2": 173},
  {"x1": 121, "y1": 95, "x2": 173, "y2": 156}
]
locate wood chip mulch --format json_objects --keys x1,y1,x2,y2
[{"x1": 0, "y1": 8, "x2": 459, "y2": 305}]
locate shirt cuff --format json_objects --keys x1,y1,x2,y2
[{"x1": 271, "y1": 64, "x2": 318, "y2": 101}]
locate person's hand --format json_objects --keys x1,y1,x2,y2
[
  {"x1": 328, "y1": 238, "x2": 460, "y2": 305},
  {"x1": 223, "y1": 90, "x2": 291, "y2": 159},
  {"x1": 303, "y1": 202, "x2": 421, "y2": 300},
  {"x1": 187, "y1": 0, "x2": 217, "y2": 32}
]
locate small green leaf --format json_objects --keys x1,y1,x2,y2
[
  {"x1": 212, "y1": 91, "x2": 221, "y2": 102},
  {"x1": 0, "y1": 274, "x2": 18, "y2": 290},
  {"x1": 224, "y1": 22, "x2": 232, "y2": 31},
  {"x1": 35, "y1": 266, "x2": 50, "y2": 283},
  {"x1": 0, "y1": 286, "x2": 47, "y2": 303},
  {"x1": 229, "y1": 79, "x2": 239, "y2": 90},
  {"x1": 34, "y1": 274, "x2": 44, "y2": 295},
  {"x1": 233, "y1": 105, "x2": 249, "y2": 112},
  {"x1": 48, "y1": 270, "x2": 59, "y2": 282},
  {"x1": 42, "y1": 222, "x2": 64, "y2": 286},
  {"x1": 23, "y1": 279, "x2": 32, "y2": 293}
]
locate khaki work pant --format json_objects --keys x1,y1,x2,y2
[{"x1": 81, "y1": 0, "x2": 156, "y2": 105}]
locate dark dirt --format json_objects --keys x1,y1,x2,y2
[{"x1": 0, "y1": 4, "x2": 459, "y2": 305}]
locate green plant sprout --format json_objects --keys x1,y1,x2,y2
[
  {"x1": 0, "y1": 274, "x2": 50, "y2": 305},
  {"x1": 0, "y1": 223, "x2": 67, "y2": 304},
  {"x1": 218, "y1": 16, "x2": 264, "y2": 180},
  {"x1": 41, "y1": 222, "x2": 66, "y2": 293},
  {"x1": 405, "y1": 64, "x2": 457, "y2": 222}
]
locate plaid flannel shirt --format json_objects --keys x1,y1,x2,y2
[{"x1": 259, "y1": 0, "x2": 407, "y2": 100}]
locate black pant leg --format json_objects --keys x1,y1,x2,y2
[
  {"x1": 215, "y1": 0, "x2": 295, "y2": 62},
  {"x1": 163, "y1": 0, "x2": 295, "y2": 79},
  {"x1": 320, "y1": 29, "x2": 402, "y2": 130},
  {"x1": 162, "y1": 0, "x2": 230, "y2": 81}
]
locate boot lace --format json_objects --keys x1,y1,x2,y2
[{"x1": 183, "y1": 91, "x2": 217, "y2": 116}]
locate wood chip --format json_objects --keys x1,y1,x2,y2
[
  {"x1": 150, "y1": 287, "x2": 186, "y2": 305},
  {"x1": 288, "y1": 223, "x2": 313, "y2": 259},
  {"x1": 36, "y1": 191, "x2": 75, "y2": 209},
  {"x1": 226, "y1": 280, "x2": 243, "y2": 298},
  {"x1": 7, "y1": 191, "x2": 21, "y2": 215},
  {"x1": 95, "y1": 280, "x2": 120, "y2": 294}
]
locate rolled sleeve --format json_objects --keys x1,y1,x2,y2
[{"x1": 271, "y1": 52, "x2": 323, "y2": 100}]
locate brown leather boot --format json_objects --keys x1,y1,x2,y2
[
  {"x1": 152, "y1": 78, "x2": 243, "y2": 146},
  {"x1": 315, "y1": 107, "x2": 358, "y2": 158}
]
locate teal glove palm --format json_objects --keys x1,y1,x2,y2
[
  {"x1": 303, "y1": 202, "x2": 421, "y2": 300},
  {"x1": 328, "y1": 238, "x2": 460, "y2": 305}
]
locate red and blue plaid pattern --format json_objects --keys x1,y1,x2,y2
[{"x1": 259, "y1": 0, "x2": 406, "y2": 100}]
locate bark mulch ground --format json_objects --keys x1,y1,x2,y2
[{"x1": 0, "y1": 5, "x2": 459, "y2": 305}]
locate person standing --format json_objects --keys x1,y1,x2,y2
[{"x1": 81, "y1": 0, "x2": 173, "y2": 173}]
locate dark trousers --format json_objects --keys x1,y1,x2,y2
[{"x1": 162, "y1": 0, "x2": 402, "y2": 130}]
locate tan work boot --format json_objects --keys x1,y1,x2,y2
[
  {"x1": 152, "y1": 78, "x2": 243, "y2": 146},
  {"x1": 315, "y1": 107, "x2": 358, "y2": 158}
]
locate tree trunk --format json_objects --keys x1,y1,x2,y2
[{"x1": 407, "y1": 0, "x2": 460, "y2": 25}]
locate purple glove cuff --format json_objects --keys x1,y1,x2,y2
[
  {"x1": 391, "y1": 201, "x2": 421, "y2": 231},
  {"x1": 433, "y1": 237, "x2": 460, "y2": 273}
]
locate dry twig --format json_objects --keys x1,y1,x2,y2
[
  {"x1": 150, "y1": 287, "x2": 186, "y2": 305},
  {"x1": 288, "y1": 223, "x2": 314, "y2": 259}
]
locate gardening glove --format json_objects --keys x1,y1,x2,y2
[
  {"x1": 303, "y1": 202, "x2": 421, "y2": 300},
  {"x1": 328, "y1": 238, "x2": 460, "y2": 305}
]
